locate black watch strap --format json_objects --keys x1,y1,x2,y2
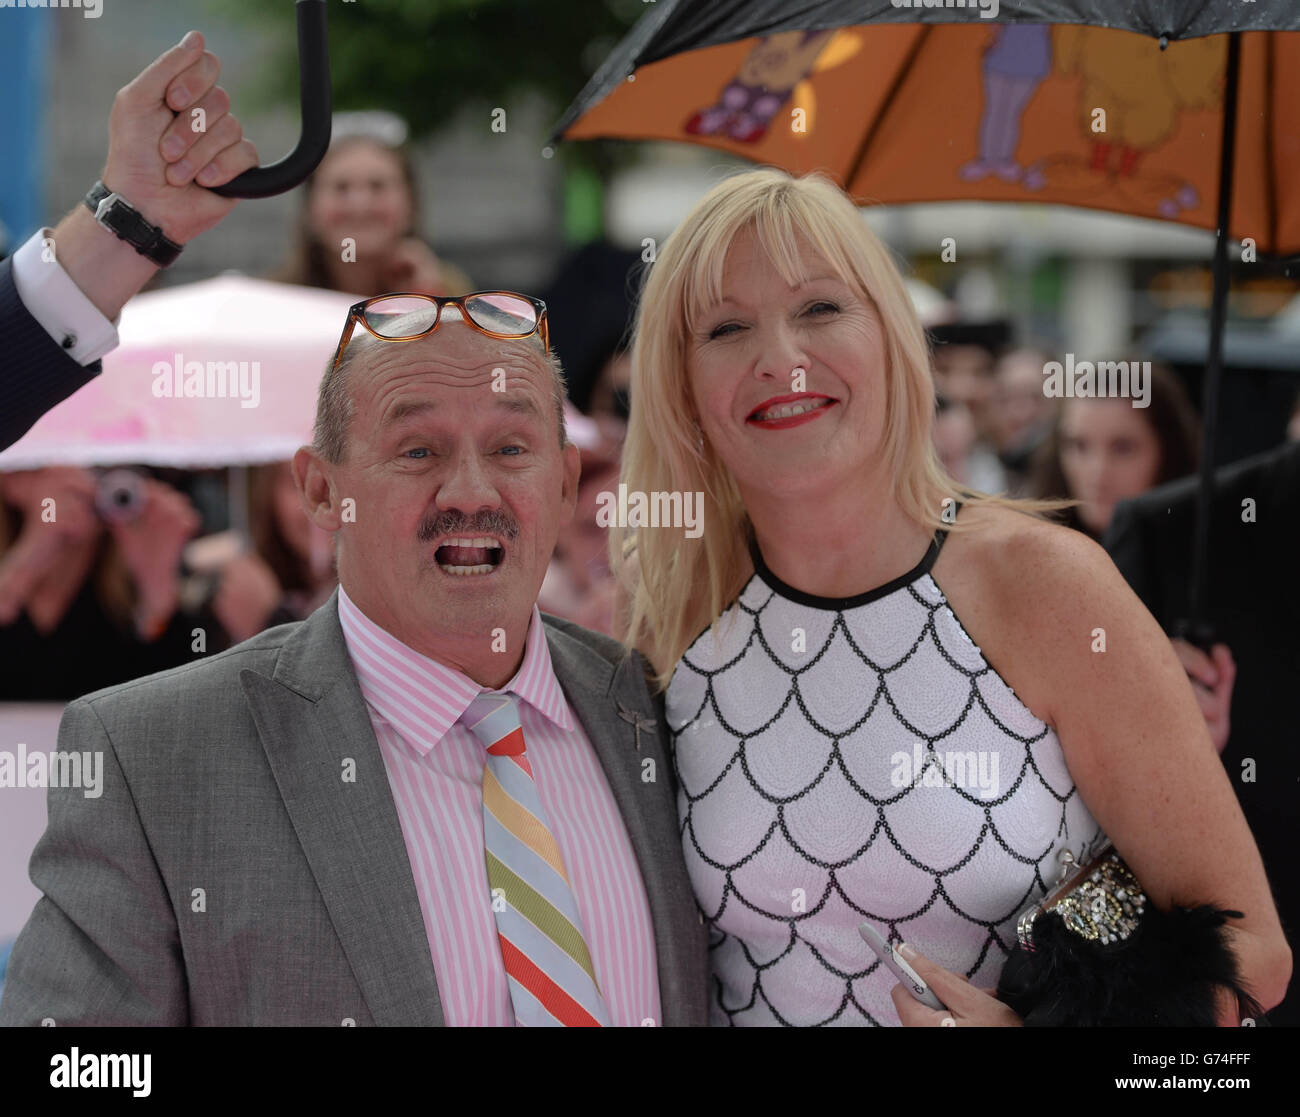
[{"x1": 83, "y1": 180, "x2": 183, "y2": 267}]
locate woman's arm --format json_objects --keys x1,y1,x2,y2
[{"x1": 992, "y1": 520, "x2": 1291, "y2": 1014}]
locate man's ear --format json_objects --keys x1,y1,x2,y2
[
  {"x1": 293, "y1": 445, "x2": 343, "y2": 531},
  {"x1": 559, "y1": 441, "x2": 581, "y2": 527}
]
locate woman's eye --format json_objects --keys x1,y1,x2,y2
[
  {"x1": 806, "y1": 301, "x2": 839, "y2": 316},
  {"x1": 708, "y1": 322, "x2": 742, "y2": 340},
  {"x1": 403, "y1": 447, "x2": 429, "y2": 460}
]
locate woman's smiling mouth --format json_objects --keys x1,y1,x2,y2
[{"x1": 747, "y1": 393, "x2": 836, "y2": 429}]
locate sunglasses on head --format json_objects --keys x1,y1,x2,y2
[{"x1": 330, "y1": 291, "x2": 549, "y2": 372}]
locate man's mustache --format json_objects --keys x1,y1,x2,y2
[{"x1": 417, "y1": 510, "x2": 520, "y2": 543}]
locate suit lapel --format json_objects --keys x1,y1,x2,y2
[
  {"x1": 240, "y1": 592, "x2": 444, "y2": 1026},
  {"x1": 543, "y1": 617, "x2": 706, "y2": 1026}
]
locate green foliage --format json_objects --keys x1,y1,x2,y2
[{"x1": 208, "y1": 0, "x2": 644, "y2": 147}]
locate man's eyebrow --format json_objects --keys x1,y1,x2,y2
[
  {"x1": 496, "y1": 395, "x2": 545, "y2": 422},
  {"x1": 380, "y1": 394, "x2": 545, "y2": 428},
  {"x1": 381, "y1": 399, "x2": 437, "y2": 428}
]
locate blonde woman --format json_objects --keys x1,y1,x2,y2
[{"x1": 612, "y1": 168, "x2": 1290, "y2": 1027}]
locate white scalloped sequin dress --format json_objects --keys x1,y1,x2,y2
[{"x1": 665, "y1": 513, "x2": 1106, "y2": 1026}]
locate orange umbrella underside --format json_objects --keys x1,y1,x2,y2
[{"x1": 564, "y1": 25, "x2": 1300, "y2": 256}]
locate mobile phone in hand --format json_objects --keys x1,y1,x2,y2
[{"x1": 858, "y1": 921, "x2": 947, "y2": 1011}]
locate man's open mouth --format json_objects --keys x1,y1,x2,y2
[{"x1": 434, "y1": 536, "x2": 505, "y2": 576}]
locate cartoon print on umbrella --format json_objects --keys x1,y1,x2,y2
[
  {"x1": 1020, "y1": 28, "x2": 1225, "y2": 216},
  {"x1": 960, "y1": 24, "x2": 1053, "y2": 189},
  {"x1": 683, "y1": 29, "x2": 835, "y2": 143}
]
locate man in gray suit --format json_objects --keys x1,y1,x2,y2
[{"x1": 0, "y1": 292, "x2": 707, "y2": 1026}]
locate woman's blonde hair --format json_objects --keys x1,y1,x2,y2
[{"x1": 611, "y1": 166, "x2": 1069, "y2": 689}]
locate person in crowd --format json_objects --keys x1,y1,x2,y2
[
  {"x1": 538, "y1": 408, "x2": 623, "y2": 637},
  {"x1": 541, "y1": 242, "x2": 643, "y2": 427},
  {"x1": 611, "y1": 167, "x2": 1290, "y2": 1027},
  {"x1": 0, "y1": 292, "x2": 707, "y2": 1026},
  {"x1": 1028, "y1": 361, "x2": 1199, "y2": 540},
  {"x1": 928, "y1": 320, "x2": 1012, "y2": 494},
  {"x1": 990, "y1": 345, "x2": 1057, "y2": 494},
  {"x1": 534, "y1": 244, "x2": 647, "y2": 634},
  {"x1": 2, "y1": 31, "x2": 256, "y2": 451},
  {"x1": 1105, "y1": 438, "x2": 1300, "y2": 1023},
  {"x1": 931, "y1": 392, "x2": 980, "y2": 487},
  {"x1": 199, "y1": 462, "x2": 338, "y2": 644},
  {"x1": 275, "y1": 113, "x2": 472, "y2": 298},
  {"x1": 0, "y1": 466, "x2": 204, "y2": 701}
]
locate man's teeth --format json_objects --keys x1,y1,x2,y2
[
  {"x1": 439, "y1": 562, "x2": 495, "y2": 576},
  {"x1": 436, "y1": 536, "x2": 502, "y2": 575},
  {"x1": 754, "y1": 398, "x2": 829, "y2": 421}
]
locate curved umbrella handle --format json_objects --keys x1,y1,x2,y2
[{"x1": 210, "y1": 0, "x2": 331, "y2": 199}]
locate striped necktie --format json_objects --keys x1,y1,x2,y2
[{"x1": 459, "y1": 692, "x2": 612, "y2": 1027}]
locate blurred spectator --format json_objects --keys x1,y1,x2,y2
[
  {"x1": 538, "y1": 408, "x2": 621, "y2": 636},
  {"x1": 0, "y1": 466, "x2": 205, "y2": 701},
  {"x1": 276, "y1": 112, "x2": 472, "y2": 297},
  {"x1": 991, "y1": 346, "x2": 1057, "y2": 493},
  {"x1": 196, "y1": 462, "x2": 337, "y2": 644},
  {"x1": 541, "y1": 242, "x2": 643, "y2": 425},
  {"x1": 929, "y1": 320, "x2": 1012, "y2": 494},
  {"x1": 1029, "y1": 362, "x2": 1200, "y2": 540},
  {"x1": 932, "y1": 392, "x2": 979, "y2": 486},
  {"x1": 533, "y1": 244, "x2": 647, "y2": 633}
]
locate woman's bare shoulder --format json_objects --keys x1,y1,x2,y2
[
  {"x1": 945, "y1": 501, "x2": 1115, "y2": 593},
  {"x1": 934, "y1": 501, "x2": 1143, "y2": 725}
]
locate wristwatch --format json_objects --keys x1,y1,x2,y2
[{"x1": 83, "y1": 180, "x2": 183, "y2": 267}]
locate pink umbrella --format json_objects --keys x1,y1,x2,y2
[{"x1": 0, "y1": 275, "x2": 359, "y2": 470}]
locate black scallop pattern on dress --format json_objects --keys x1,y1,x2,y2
[{"x1": 666, "y1": 573, "x2": 1106, "y2": 1027}]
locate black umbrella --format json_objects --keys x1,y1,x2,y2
[{"x1": 553, "y1": 0, "x2": 1300, "y2": 646}]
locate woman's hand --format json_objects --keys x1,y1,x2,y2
[
  {"x1": 379, "y1": 236, "x2": 447, "y2": 294},
  {"x1": 211, "y1": 552, "x2": 282, "y2": 644},
  {"x1": 889, "y1": 943, "x2": 1023, "y2": 1027}
]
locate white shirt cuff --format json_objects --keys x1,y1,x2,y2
[{"x1": 11, "y1": 228, "x2": 121, "y2": 365}]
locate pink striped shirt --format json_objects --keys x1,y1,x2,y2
[{"x1": 336, "y1": 585, "x2": 662, "y2": 1026}]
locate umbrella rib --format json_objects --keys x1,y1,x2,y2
[
  {"x1": 842, "y1": 22, "x2": 933, "y2": 197},
  {"x1": 1263, "y1": 31, "x2": 1279, "y2": 255}
]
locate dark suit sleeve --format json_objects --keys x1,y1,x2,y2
[
  {"x1": 0, "y1": 256, "x2": 103, "y2": 452},
  {"x1": 0, "y1": 699, "x2": 188, "y2": 1026},
  {"x1": 1103, "y1": 495, "x2": 1160, "y2": 616}
]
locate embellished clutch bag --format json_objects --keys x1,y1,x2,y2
[{"x1": 995, "y1": 841, "x2": 1265, "y2": 1026}]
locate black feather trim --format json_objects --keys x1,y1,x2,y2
[{"x1": 996, "y1": 904, "x2": 1267, "y2": 1026}]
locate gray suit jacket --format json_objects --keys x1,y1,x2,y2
[{"x1": 0, "y1": 593, "x2": 708, "y2": 1026}]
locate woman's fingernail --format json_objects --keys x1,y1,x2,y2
[
  {"x1": 161, "y1": 135, "x2": 185, "y2": 160},
  {"x1": 898, "y1": 941, "x2": 917, "y2": 959},
  {"x1": 169, "y1": 84, "x2": 190, "y2": 109},
  {"x1": 181, "y1": 30, "x2": 201, "y2": 49}
]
